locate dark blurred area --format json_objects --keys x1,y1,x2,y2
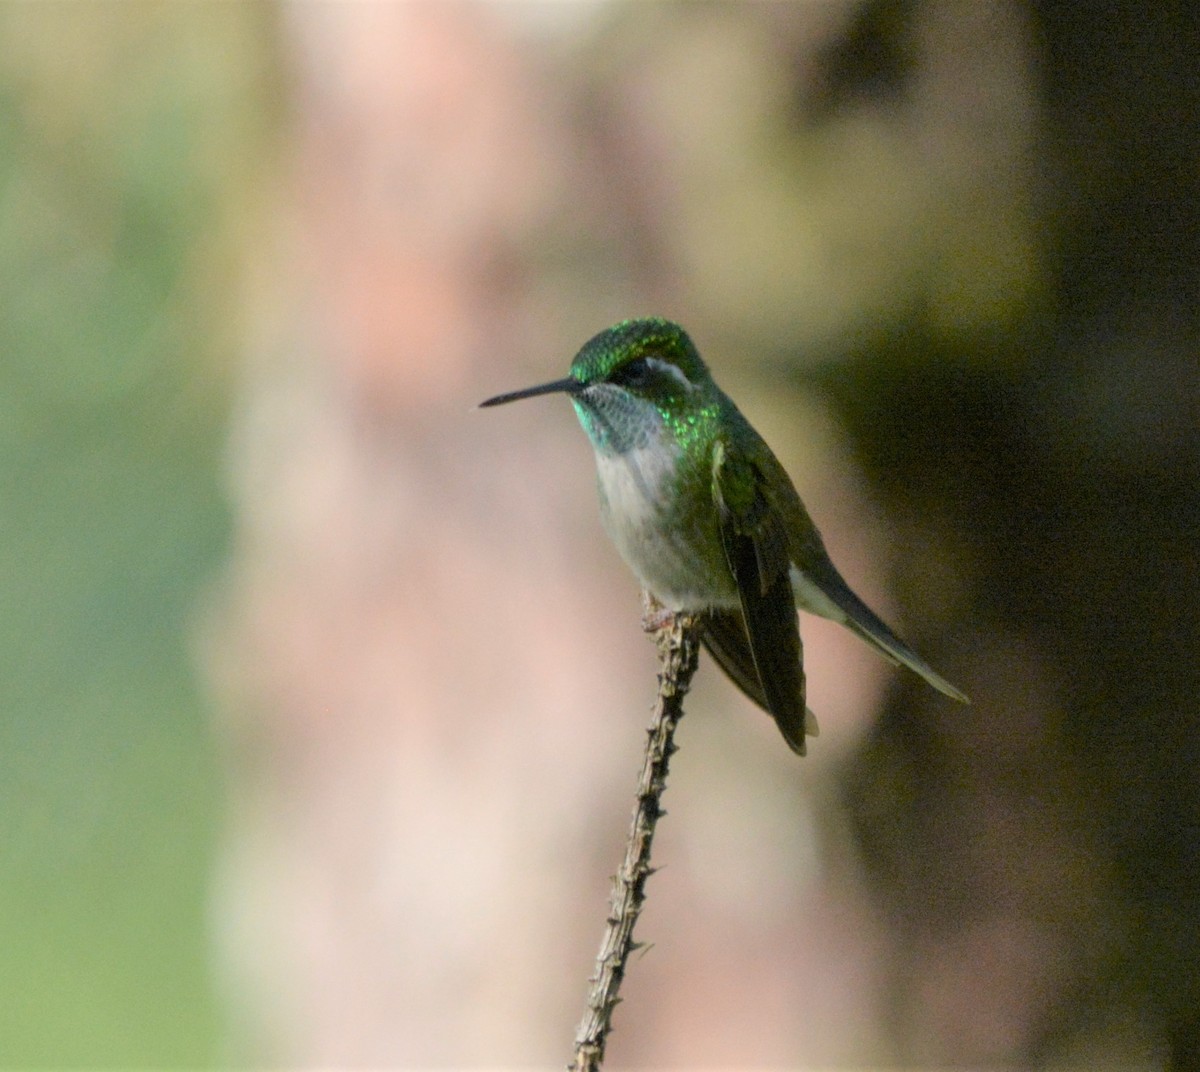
[
  {"x1": 829, "y1": 2, "x2": 1200, "y2": 1067},
  {"x1": 3, "y1": 1, "x2": 1196, "y2": 1068}
]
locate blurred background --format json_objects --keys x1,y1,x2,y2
[{"x1": 2, "y1": 2, "x2": 1196, "y2": 1068}]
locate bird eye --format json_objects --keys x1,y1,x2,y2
[
  {"x1": 607, "y1": 355, "x2": 693, "y2": 395},
  {"x1": 609, "y1": 357, "x2": 653, "y2": 389}
]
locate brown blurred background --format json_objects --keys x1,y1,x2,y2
[{"x1": 3, "y1": 2, "x2": 1197, "y2": 1068}]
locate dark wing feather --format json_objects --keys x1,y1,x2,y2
[
  {"x1": 711, "y1": 441, "x2": 810, "y2": 755},
  {"x1": 699, "y1": 609, "x2": 819, "y2": 743},
  {"x1": 699, "y1": 609, "x2": 769, "y2": 711},
  {"x1": 751, "y1": 434, "x2": 969, "y2": 705}
]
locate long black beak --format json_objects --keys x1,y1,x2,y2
[{"x1": 479, "y1": 377, "x2": 581, "y2": 408}]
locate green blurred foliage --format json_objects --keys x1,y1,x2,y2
[{"x1": 0, "y1": 5, "x2": 276, "y2": 1065}]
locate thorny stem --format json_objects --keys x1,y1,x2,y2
[{"x1": 568, "y1": 595, "x2": 702, "y2": 1072}]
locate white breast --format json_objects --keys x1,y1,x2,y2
[
  {"x1": 594, "y1": 442, "x2": 674, "y2": 532},
  {"x1": 593, "y1": 442, "x2": 739, "y2": 610}
]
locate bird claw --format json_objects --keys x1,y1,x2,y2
[{"x1": 640, "y1": 591, "x2": 676, "y2": 633}]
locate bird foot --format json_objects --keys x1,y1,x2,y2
[{"x1": 640, "y1": 591, "x2": 676, "y2": 634}]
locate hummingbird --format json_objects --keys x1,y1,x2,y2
[{"x1": 481, "y1": 318, "x2": 968, "y2": 755}]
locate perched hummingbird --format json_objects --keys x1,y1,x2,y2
[{"x1": 481, "y1": 318, "x2": 968, "y2": 755}]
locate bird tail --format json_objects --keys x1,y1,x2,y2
[{"x1": 816, "y1": 571, "x2": 969, "y2": 704}]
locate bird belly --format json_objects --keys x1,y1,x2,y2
[{"x1": 593, "y1": 445, "x2": 739, "y2": 611}]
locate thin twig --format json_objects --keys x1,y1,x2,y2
[{"x1": 568, "y1": 597, "x2": 702, "y2": 1072}]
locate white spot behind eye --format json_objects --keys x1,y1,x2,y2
[{"x1": 645, "y1": 357, "x2": 694, "y2": 392}]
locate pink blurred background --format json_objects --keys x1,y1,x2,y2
[
  {"x1": 209, "y1": 4, "x2": 1196, "y2": 1067},
  {"x1": 7, "y1": 2, "x2": 1195, "y2": 1068}
]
